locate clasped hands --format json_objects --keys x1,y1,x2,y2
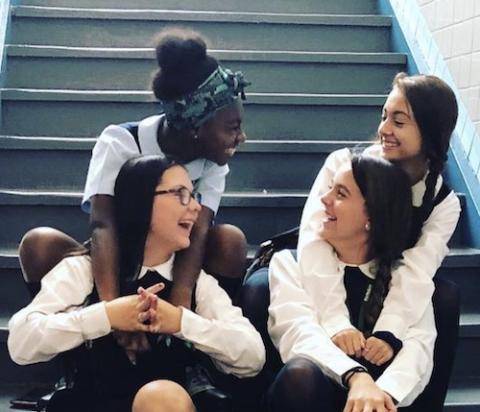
[
  {"x1": 105, "y1": 283, "x2": 183, "y2": 363},
  {"x1": 332, "y1": 328, "x2": 393, "y2": 366}
]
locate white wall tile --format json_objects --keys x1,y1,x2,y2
[
  {"x1": 459, "y1": 54, "x2": 473, "y2": 88},
  {"x1": 471, "y1": 52, "x2": 480, "y2": 86},
  {"x1": 451, "y1": 20, "x2": 474, "y2": 56},
  {"x1": 473, "y1": 16, "x2": 480, "y2": 51}
]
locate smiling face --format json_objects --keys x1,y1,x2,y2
[
  {"x1": 378, "y1": 87, "x2": 424, "y2": 165},
  {"x1": 147, "y1": 165, "x2": 201, "y2": 254},
  {"x1": 197, "y1": 100, "x2": 246, "y2": 165},
  {"x1": 319, "y1": 164, "x2": 369, "y2": 249}
]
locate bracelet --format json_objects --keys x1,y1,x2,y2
[{"x1": 341, "y1": 366, "x2": 368, "y2": 388}]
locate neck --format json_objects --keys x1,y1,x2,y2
[
  {"x1": 143, "y1": 235, "x2": 173, "y2": 267},
  {"x1": 158, "y1": 120, "x2": 200, "y2": 162},
  {"x1": 397, "y1": 156, "x2": 429, "y2": 185},
  {"x1": 330, "y1": 237, "x2": 369, "y2": 265}
]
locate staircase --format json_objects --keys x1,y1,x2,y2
[{"x1": 1, "y1": 0, "x2": 479, "y2": 410}]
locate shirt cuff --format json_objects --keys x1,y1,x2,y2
[
  {"x1": 372, "y1": 331, "x2": 403, "y2": 356},
  {"x1": 78, "y1": 302, "x2": 112, "y2": 340}
]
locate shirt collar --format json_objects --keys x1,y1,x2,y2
[
  {"x1": 338, "y1": 259, "x2": 376, "y2": 280},
  {"x1": 138, "y1": 254, "x2": 175, "y2": 281}
]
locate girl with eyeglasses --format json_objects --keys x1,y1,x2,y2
[
  {"x1": 18, "y1": 26, "x2": 250, "y2": 363},
  {"x1": 9, "y1": 156, "x2": 265, "y2": 412}
]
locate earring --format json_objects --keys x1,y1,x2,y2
[
  {"x1": 365, "y1": 222, "x2": 371, "y2": 231},
  {"x1": 193, "y1": 133, "x2": 199, "y2": 140}
]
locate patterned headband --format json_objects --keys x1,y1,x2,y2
[{"x1": 160, "y1": 66, "x2": 250, "y2": 130}]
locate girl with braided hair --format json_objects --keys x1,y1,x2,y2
[{"x1": 268, "y1": 154, "x2": 434, "y2": 412}]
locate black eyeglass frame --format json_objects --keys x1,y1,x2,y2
[{"x1": 154, "y1": 186, "x2": 202, "y2": 206}]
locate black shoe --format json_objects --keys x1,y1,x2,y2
[{"x1": 185, "y1": 364, "x2": 231, "y2": 412}]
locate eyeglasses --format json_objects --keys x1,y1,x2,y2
[{"x1": 154, "y1": 186, "x2": 202, "y2": 206}]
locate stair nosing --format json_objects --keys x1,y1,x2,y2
[
  {"x1": 6, "y1": 45, "x2": 407, "y2": 64},
  {"x1": 12, "y1": 6, "x2": 392, "y2": 27},
  {"x1": 0, "y1": 136, "x2": 370, "y2": 153}
]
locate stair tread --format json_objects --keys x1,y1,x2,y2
[
  {"x1": 12, "y1": 6, "x2": 392, "y2": 26},
  {"x1": 6, "y1": 44, "x2": 407, "y2": 64},
  {"x1": 0, "y1": 135, "x2": 370, "y2": 152},
  {"x1": 447, "y1": 378, "x2": 480, "y2": 406}
]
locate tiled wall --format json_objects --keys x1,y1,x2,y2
[
  {"x1": 388, "y1": 0, "x2": 480, "y2": 184},
  {"x1": 417, "y1": 0, "x2": 480, "y2": 152}
]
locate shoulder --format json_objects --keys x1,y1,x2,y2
[{"x1": 325, "y1": 148, "x2": 353, "y2": 168}]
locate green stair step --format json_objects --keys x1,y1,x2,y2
[
  {"x1": 11, "y1": 6, "x2": 392, "y2": 52},
  {"x1": 14, "y1": 0, "x2": 379, "y2": 14},
  {"x1": 0, "y1": 89, "x2": 384, "y2": 139},
  {"x1": 0, "y1": 136, "x2": 367, "y2": 192},
  {"x1": 5, "y1": 46, "x2": 406, "y2": 94}
]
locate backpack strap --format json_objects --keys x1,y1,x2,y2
[{"x1": 118, "y1": 121, "x2": 141, "y2": 153}]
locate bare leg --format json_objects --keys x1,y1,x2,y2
[
  {"x1": 19, "y1": 227, "x2": 83, "y2": 294},
  {"x1": 132, "y1": 380, "x2": 195, "y2": 412},
  {"x1": 203, "y1": 224, "x2": 247, "y2": 279}
]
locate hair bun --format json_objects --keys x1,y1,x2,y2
[{"x1": 155, "y1": 28, "x2": 207, "y2": 72}]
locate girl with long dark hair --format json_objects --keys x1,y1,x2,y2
[
  {"x1": 268, "y1": 155, "x2": 433, "y2": 411},
  {"x1": 9, "y1": 156, "x2": 265, "y2": 412}
]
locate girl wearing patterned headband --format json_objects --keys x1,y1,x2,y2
[{"x1": 18, "y1": 27, "x2": 250, "y2": 376}]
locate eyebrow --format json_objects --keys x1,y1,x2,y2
[{"x1": 383, "y1": 107, "x2": 412, "y2": 119}]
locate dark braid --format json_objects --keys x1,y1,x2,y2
[
  {"x1": 364, "y1": 259, "x2": 392, "y2": 330},
  {"x1": 351, "y1": 155, "x2": 412, "y2": 332}
]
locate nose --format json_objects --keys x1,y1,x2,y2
[
  {"x1": 321, "y1": 190, "x2": 333, "y2": 207},
  {"x1": 378, "y1": 117, "x2": 392, "y2": 136},
  {"x1": 237, "y1": 128, "x2": 247, "y2": 144},
  {"x1": 190, "y1": 197, "x2": 202, "y2": 214}
]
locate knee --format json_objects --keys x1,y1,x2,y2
[
  {"x1": 132, "y1": 380, "x2": 194, "y2": 412},
  {"x1": 204, "y1": 224, "x2": 247, "y2": 278},
  {"x1": 239, "y1": 268, "x2": 270, "y2": 318},
  {"x1": 278, "y1": 358, "x2": 321, "y2": 385},
  {"x1": 19, "y1": 227, "x2": 81, "y2": 283}
]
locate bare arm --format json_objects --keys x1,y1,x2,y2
[
  {"x1": 90, "y1": 195, "x2": 120, "y2": 302},
  {"x1": 170, "y1": 206, "x2": 213, "y2": 308}
]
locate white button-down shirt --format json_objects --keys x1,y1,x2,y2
[{"x1": 8, "y1": 255, "x2": 265, "y2": 378}]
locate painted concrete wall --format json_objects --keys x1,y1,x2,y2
[{"x1": 416, "y1": 0, "x2": 480, "y2": 139}]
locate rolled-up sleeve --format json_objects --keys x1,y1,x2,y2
[
  {"x1": 82, "y1": 125, "x2": 140, "y2": 213},
  {"x1": 194, "y1": 162, "x2": 228, "y2": 214},
  {"x1": 376, "y1": 302, "x2": 436, "y2": 406}
]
